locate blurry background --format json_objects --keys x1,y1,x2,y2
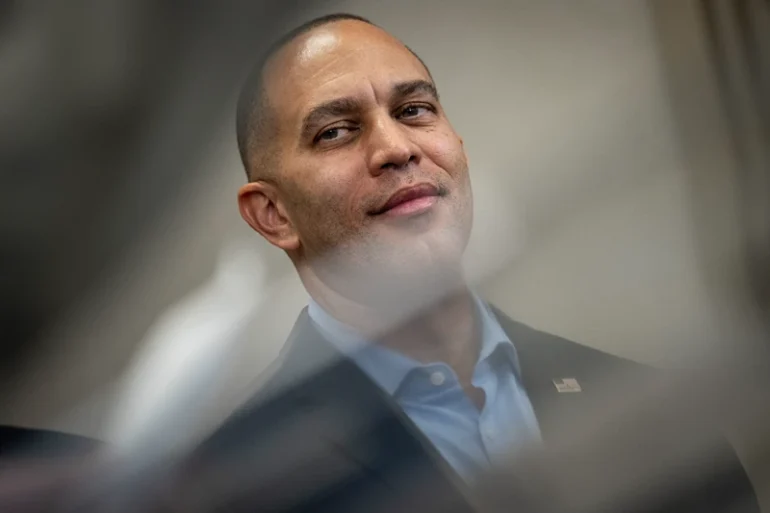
[{"x1": 1, "y1": 0, "x2": 767, "y2": 505}]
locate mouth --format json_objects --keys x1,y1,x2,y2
[{"x1": 370, "y1": 183, "x2": 442, "y2": 217}]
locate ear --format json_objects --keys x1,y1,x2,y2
[{"x1": 238, "y1": 182, "x2": 300, "y2": 251}]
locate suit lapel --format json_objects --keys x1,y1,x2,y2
[
  {"x1": 490, "y1": 306, "x2": 590, "y2": 443},
  {"x1": 276, "y1": 310, "x2": 475, "y2": 506},
  {"x1": 273, "y1": 305, "x2": 611, "y2": 505}
]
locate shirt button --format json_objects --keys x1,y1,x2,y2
[
  {"x1": 483, "y1": 425, "x2": 497, "y2": 439},
  {"x1": 429, "y1": 371, "x2": 446, "y2": 386}
]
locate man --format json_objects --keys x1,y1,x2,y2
[{"x1": 167, "y1": 13, "x2": 760, "y2": 513}]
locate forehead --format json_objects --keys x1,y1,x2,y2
[{"x1": 263, "y1": 21, "x2": 432, "y2": 121}]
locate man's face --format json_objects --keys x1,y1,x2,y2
[{"x1": 244, "y1": 20, "x2": 473, "y2": 295}]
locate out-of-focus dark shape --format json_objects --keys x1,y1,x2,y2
[
  {"x1": 0, "y1": 425, "x2": 98, "y2": 460},
  {"x1": 651, "y1": 0, "x2": 770, "y2": 328},
  {"x1": 478, "y1": 367, "x2": 769, "y2": 513},
  {"x1": 650, "y1": 0, "x2": 770, "y2": 338},
  {"x1": 700, "y1": 0, "x2": 770, "y2": 313},
  {"x1": 0, "y1": 425, "x2": 102, "y2": 513},
  {"x1": 0, "y1": 0, "x2": 318, "y2": 393}
]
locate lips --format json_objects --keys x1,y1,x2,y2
[{"x1": 371, "y1": 184, "x2": 440, "y2": 216}]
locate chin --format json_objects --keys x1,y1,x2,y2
[
  {"x1": 317, "y1": 221, "x2": 470, "y2": 303},
  {"x1": 381, "y1": 237, "x2": 466, "y2": 285}
]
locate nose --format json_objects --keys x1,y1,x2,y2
[{"x1": 366, "y1": 115, "x2": 420, "y2": 175}]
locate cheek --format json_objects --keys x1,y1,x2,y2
[
  {"x1": 290, "y1": 158, "x2": 368, "y2": 226},
  {"x1": 422, "y1": 130, "x2": 468, "y2": 179}
]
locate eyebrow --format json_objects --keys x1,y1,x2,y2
[
  {"x1": 392, "y1": 79, "x2": 439, "y2": 103},
  {"x1": 301, "y1": 97, "x2": 361, "y2": 141},
  {"x1": 300, "y1": 79, "x2": 439, "y2": 140}
]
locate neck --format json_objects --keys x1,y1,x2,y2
[
  {"x1": 299, "y1": 262, "x2": 481, "y2": 385},
  {"x1": 383, "y1": 290, "x2": 480, "y2": 385}
]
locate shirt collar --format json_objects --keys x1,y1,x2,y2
[
  {"x1": 475, "y1": 297, "x2": 522, "y2": 376},
  {"x1": 307, "y1": 294, "x2": 519, "y2": 396}
]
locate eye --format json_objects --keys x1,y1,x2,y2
[
  {"x1": 397, "y1": 103, "x2": 434, "y2": 119},
  {"x1": 315, "y1": 126, "x2": 356, "y2": 144}
]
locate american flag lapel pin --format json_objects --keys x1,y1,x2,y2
[{"x1": 553, "y1": 378, "x2": 582, "y2": 393}]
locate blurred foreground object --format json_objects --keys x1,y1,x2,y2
[
  {"x1": 700, "y1": 0, "x2": 770, "y2": 312},
  {"x1": 105, "y1": 241, "x2": 269, "y2": 457},
  {"x1": 479, "y1": 364, "x2": 769, "y2": 513},
  {"x1": 481, "y1": 1, "x2": 770, "y2": 511},
  {"x1": 154, "y1": 314, "x2": 760, "y2": 513},
  {"x1": 653, "y1": 0, "x2": 770, "y2": 334},
  {"x1": 0, "y1": 1, "x2": 769, "y2": 513},
  {"x1": 0, "y1": 0, "x2": 313, "y2": 394}
]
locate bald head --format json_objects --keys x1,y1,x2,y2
[{"x1": 235, "y1": 14, "x2": 433, "y2": 182}]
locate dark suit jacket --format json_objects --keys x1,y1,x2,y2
[{"x1": 164, "y1": 306, "x2": 759, "y2": 513}]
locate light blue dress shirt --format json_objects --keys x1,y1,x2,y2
[{"x1": 307, "y1": 295, "x2": 541, "y2": 483}]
